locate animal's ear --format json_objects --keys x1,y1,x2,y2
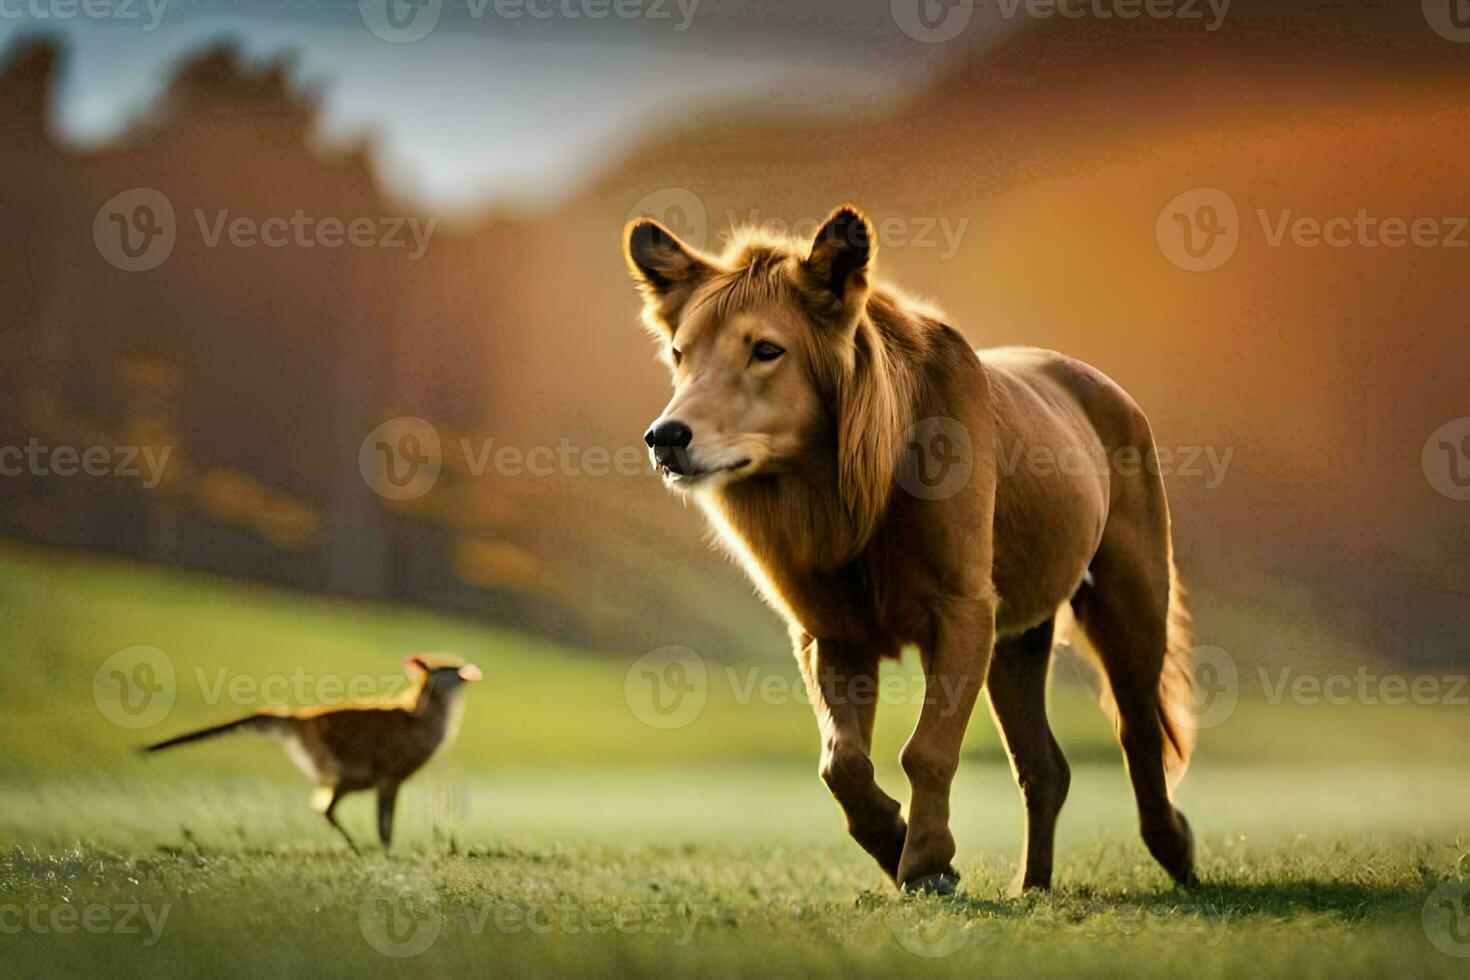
[
  {"x1": 403, "y1": 655, "x2": 428, "y2": 674},
  {"x1": 801, "y1": 205, "x2": 874, "y2": 329},
  {"x1": 624, "y1": 218, "x2": 711, "y2": 297}
]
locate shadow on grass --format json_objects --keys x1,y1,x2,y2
[{"x1": 929, "y1": 877, "x2": 1435, "y2": 924}]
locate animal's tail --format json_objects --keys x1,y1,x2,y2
[
  {"x1": 1057, "y1": 553, "x2": 1196, "y2": 792},
  {"x1": 139, "y1": 714, "x2": 290, "y2": 754},
  {"x1": 1156, "y1": 555, "x2": 1196, "y2": 789}
]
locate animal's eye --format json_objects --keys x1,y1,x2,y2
[{"x1": 752, "y1": 341, "x2": 785, "y2": 363}]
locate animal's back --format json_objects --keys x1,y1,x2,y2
[
  {"x1": 975, "y1": 346, "x2": 1160, "y2": 635},
  {"x1": 978, "y1": 346, "x2": 1157, "y2": 458}
]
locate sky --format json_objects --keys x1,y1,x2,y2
[{"x1": 0, "y1": 1, "x2": 1004, "y2": 209}]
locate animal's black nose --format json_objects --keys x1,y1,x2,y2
[
  {"x1": 644, "y1": 419, "x2": 692, "y2": 450},
  {"x1": 644, "y1": 419, "x2": 694, "y2": 474}
]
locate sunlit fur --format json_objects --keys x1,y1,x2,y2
[{"x1": 626, "y1": 206, "x2": 1198, "y2": 892}]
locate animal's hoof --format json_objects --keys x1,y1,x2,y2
[{"x1": 901, "y1": 869, "x2": 960, "y2": 897}]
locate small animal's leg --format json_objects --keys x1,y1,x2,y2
[
  {"x1": 314, "y1": 784, "x2": 361, "y2": 855},
  {"x1": 376, "y1": 781, "x2": 401, "y2": 850},
  {"x1": 798, "y1": 633, "x2": 908, "y2": 882},
  {"x1": 988, "y1": 618, "x2": 1070, "y2": 895},
  {"x1": 897, "y1": 598, "x2": 995, "y2": 894}
]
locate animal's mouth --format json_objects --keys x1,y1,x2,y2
[{"x1": 660, "y1": 457, "x2": 753, "y2": 487}]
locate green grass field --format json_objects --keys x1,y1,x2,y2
[{"x1": 2, "y1": 541, "x2": 1468, "y2": 977}]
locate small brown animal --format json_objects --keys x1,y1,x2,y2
[
  {"x1": 142, "y1": 654, "x2": 481, "y2": 852},
  {"x1": 624, "y1": 205, "x2": 1198, "y2": 895}
]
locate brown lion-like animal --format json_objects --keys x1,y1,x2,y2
[{"x1": 624, "y1": 205, "x2": 1198, "y2": 895}]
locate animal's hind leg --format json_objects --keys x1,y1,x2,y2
[
  {"x1": 1073, "y1": 529, "x2": 1196, "y2": 888},
  {"x1": 376, "y1": 781, "x2": 400, "y2": 850},
  {"x1": 314, "y1": 785, "x2": 361, "y2": 855},
  {"x1": 987, "y1": 618, "x2": 1070, "y2": 895}
]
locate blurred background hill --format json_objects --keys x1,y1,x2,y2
[{"x1": 1, "y1": 0, "x2": 1467, "y2": 671}]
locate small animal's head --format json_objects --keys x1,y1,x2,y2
[
  {"x1": 624, "y1": 205, "x2": 878, "y2": 494},
  {"x1": 404, "y1": 654, "x2": 482, "y2": 697}
]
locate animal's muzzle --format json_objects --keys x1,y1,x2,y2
[{"x1": 644, "y1": 418, "x2": 693, "y2": 474}]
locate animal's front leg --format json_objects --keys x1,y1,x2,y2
[
  {"x1": 797, "y1": 633, "x2": 908, "y2": 881},
  {"x1": 897, "y1": 599, "x2": 996, "y2": 893}
]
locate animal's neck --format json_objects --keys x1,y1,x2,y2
[
  {"x1": 710, "y1": 461, "x2": 852, "y2": 575},
  {"x1": 411, "y1": 684, "x2": 458, "y2": 722}
]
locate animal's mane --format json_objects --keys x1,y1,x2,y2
[{"x1": 698, "y1": 225, "x2": 944, "y2": 570}]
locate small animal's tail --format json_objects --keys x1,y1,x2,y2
[
  {"x1": 140, "y1": 714, "x2": 290, "y2": 754},
  {"x1": 1156, "y1": 555, "x2": 1196, "y2": 789}
]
